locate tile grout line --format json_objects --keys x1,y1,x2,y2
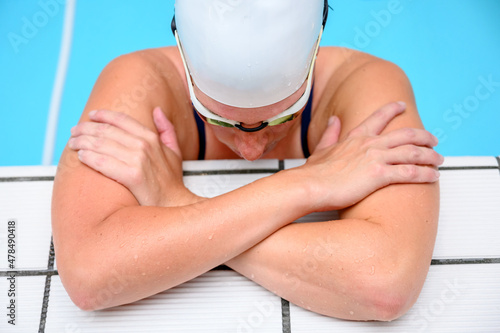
[
  {"x1": 0, "y1": 270, "x2": 57, "y2": 277},
  {"x1": 184, "y1": 168, "x2": 281, "y2": 176},
  {"x1": 3, "y1": 257, "x2": 499, "y2": 277},
  {"x1": 2, "y1": 160, "x2": 500, "y2": 182},
  {"x1": 431, "y1": 258, "x2": 500, "y2": 265},
  {"x1": 38, "y1": 237, "x2": 55, "y2": 333},
  {"x1": 438, "y1": 166, "x2": 499, "y2": 171},
  {"x1": 281, "y1": 298, "x2": 291, "y2": 333},
  {"x1": 0, "y1": 177, "x2": 55, "y2": 183},
  {"x1": 0, "y1": 169, "x2": 281, "y2": 182}
]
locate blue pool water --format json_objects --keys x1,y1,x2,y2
[{"x1": 1, "y1": 0, "x2": 499, "y2": 166}]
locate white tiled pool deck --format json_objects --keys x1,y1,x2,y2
[{"x1": 1, "y1": 156, "x2": 499, "y2": 332}]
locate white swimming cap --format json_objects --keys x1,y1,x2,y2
[{"x1": 174, "y1": 0, "x2": 324, "y2": 108}]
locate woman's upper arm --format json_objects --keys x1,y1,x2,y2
[
  {"x1": 331, "y1": 56, "x2": 440, "y2": 277},
  {"x1": 51, "y1": 52, "x2": 173, "y2": 262}
]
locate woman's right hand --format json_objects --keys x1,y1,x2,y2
[
  {"x1": 299, "y1": 102, "x2": 443, "y2": 212},
  {"x1": 68, "y1": 107, "x2": 198, "y2": 207}
]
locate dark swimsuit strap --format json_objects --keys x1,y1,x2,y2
[
  {"x1": 300, "y1": 85, "x2": 314, "y2": 158},
  {"x1": 193, "y1": 108, "x2": 206, "y2": 161},
  {"x1": 193, "y1": 85, "x2": 314, "y2": 160}
]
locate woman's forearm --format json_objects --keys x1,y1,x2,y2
[
  {"x1": 226, "y1": 216, "x2": 435, "y2": 321},
  {"x1": 55, "y1": 169, "x2": 310, "y2": 311},
  {"x1": 226, "y1": 180, "x2": 439, "y2": 321}
]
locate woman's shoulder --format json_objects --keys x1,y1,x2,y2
[
  {"x1": 100, "y1": 46, "x2": 184, "y2": 84},
  {"x1": 308, "y1": 46, "x2": 414, "y2": 148},
  {"x1": 316, "y1": 46, "x2": 403, "y2": 86},
  {"x1": 314, "y1": 46, "x2": 409, "y2": 109},
  {"x1": 92, "y1": 46, "x2": 190, "y2": 120}
]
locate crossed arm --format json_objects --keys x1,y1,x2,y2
[{"x1": 52, "y1": 51, "x2": 441, "y2": 321}]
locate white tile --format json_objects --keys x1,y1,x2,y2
[
  {"x1": 46, "y1": 271, "x2": 282, "y2": 333},
  {"x1": 0, "y1": 166, "x2": 56, "y2": 178},
  {"x1": 183, "y1": 159, "x2": 279, "y2": 172},
  {"x1": 441, "y1": 156, "x2": 498, "y2": 168},
  {"x1": 435, "y1": 169, "x2": 500, "y2": 258},
  {"x1": 1, "y1": 160, "x2": 499, "y2": 332},
  {"x1": 290, "y1": 264, "x2": 500, "y2": 332},
  {"x1": 287, "y1": 156, "x2": 500, "y2": 170},
  {"x1": 0, "y1": 181, "x2": 53, "y2": 270},
  {"x1": 184, "y1": 173, "x2": 273, "y2": 198},
  {"x1": 0, "y1": 276, "x2": 46, "y2": 332},
  {"x1": 284, "y1": 159, "x2": 306, "y2": 169}
]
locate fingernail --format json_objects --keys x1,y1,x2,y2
[
  {"x1": 328, "y1": 116, "x2": 336, "y2": 126},
  {"x1": 68, "y1": 138, "x2": 75, "y2": 148},
  {"x1": 397, "y1": 101, "x2": 406, "y2": 109},
  {"x1": 70, "y1": 126, "x2": 76, "y2": 135},
  {"x1": 89, "y1": 110, "x2": 97, "y2": 117},
  {"x1": 431, "y1": 135, "x2": 439, "y2": 147},
  {"x1": 435, "y1": 170, "x2": 441, "y2": 179}
]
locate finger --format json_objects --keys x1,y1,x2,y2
[
  {"x1": 68, "y1": 134, "x2": 134, "y2": 165},
  {"x1": 77, "y1": 149, "x2": 134, "y2": 187},
  {"x1": 383, "y1": 145, "x2": 444, "y2": 167},
  {"x1": 385, "y1": 164, "x2": 440, "y2": 184},
  {"x1": 314, "y1": 116, "x2": 341, "y2": 153},
  {"x1": 348, "y1": 101, "x2": 406, "y2": 138},
  {"x1": 153, "y1": 107, "x2": 182, "y2": 158},
  {"x1": 71, "y1": 121, "x2": 143, "y2": 149},
  {"x1": 88, "y1": 109, "x2": 155, "y2": 142},
  {"x1": 380, "y1": 127, "x2": 439, "y2": 149}
]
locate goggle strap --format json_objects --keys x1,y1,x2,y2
[
  {"x1": 265, "y1": 28, "x2": 322, "y2": 124},
  {"x1": 175, "y1": 31, "x2": 240, "y2": 126}
]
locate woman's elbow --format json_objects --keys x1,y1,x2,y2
[
  {"x1": 368, "y1": 289, "x2": 414, "y2": 322},
  {"x1": 57, "y1": 258, "x2": 131, "y2": 311},
  {"x1": 361, "y1": 270, "x2": 425, "y2": 321},
  {"x1": 57, "y1": 264, "x2": 98, "y2": 311}
]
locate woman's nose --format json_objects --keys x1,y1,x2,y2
[{"x1": 234, "y1": 132, "x2": 268, "y2": 161}]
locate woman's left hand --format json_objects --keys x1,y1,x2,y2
[{"x1": 68, "y1": 107, "x2": 194, "y2": 207}]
